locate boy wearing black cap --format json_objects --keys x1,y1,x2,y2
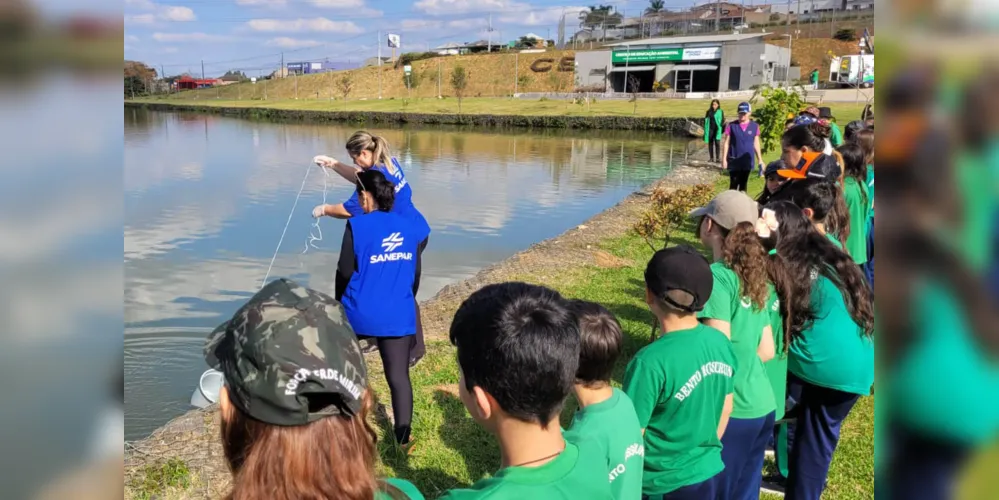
[
  {"x1": 819, "y1": 107, "x2": 843, "y2": 147},
  {"x1": 623, "y1": 247, "x2": 737, "y2": 500}
]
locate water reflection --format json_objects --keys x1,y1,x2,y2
[{"x1": 124, "y1": 108, "x2": 691, "y2": 440}]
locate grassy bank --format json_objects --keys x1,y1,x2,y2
[
  {"x1": 129, "y1": 97, "x2": 868, "y2": 122},
  {"x1": 366, "y1": 173, "x2": 874, "y2": 500}
]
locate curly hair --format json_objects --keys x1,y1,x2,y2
[
  {"x1": 765, "y1": 201, "x2": 874, "y2": 338},
  {"x1": 718, "y1": 221, "x2": 771, "y2": 311}
]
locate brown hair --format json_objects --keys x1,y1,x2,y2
[
  {"x1": 221, "y1": 391, "x2": 398, "y2": 500},
  {"x1": 855, "y1": 128, "x2": 874, "y2": 165},
  {"x1": 345, "y1": 131, "x2": 393, "y2": 170},
  {"x1": 719, "y1": 221, "x2": 771, "y2": 311},
  {"x1": 568, "y1": 300, "x2": 622, "y2": 387}
]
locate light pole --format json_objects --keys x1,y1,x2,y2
[{"x1": 782, "y1": 34, "x2": 793, "y2": 86}]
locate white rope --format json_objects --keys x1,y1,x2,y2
[
  {"x1": 260, "y1": 162, "x2": 314, "y2": 290},
  {"x1": 304, "y1": 163, "x2": 330, "y2": 253}
]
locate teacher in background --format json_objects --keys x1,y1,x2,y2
[{"x1": 722, "y1": 102, "x2": 766, "y2": 192}]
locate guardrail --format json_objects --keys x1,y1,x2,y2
[{"x1": 513, "y1": 89, "x2": 756, "y2": 100}]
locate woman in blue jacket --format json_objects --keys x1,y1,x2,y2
[
  {"x1": 323, "y1": 169, "x2": 429, "y2": 448},
  {"x1": 314, "y1": 131, "x2": 431, "y2": 367}
]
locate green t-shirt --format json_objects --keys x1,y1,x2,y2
[
  {"x1": 843, "y1": 177, "x2": 871, "y2": 264},
  {"x1": 866, "y1": 164, "x2": 875, "y2": 215},
  {"x1": 830, "y1": 122, "x2": 844, "y2": 148},
  {"x1": 889, "y1": 280, "x2": 999, "y2": 445},
  {"x1": 788, "y1": 274, "x2": 874, "y2": 395},
  {"x1": 697, "y1": 262, "x2": 777, "y2": 419},
  {"x1": 622, "y1": 324, "x2": 736, "y2": 495},
  {"x1": 439, "y1": 440, "x2": 614, "y2": 499},
  {"x1": 378, "y1": 478, "x2": 426, "y2": 499},
  {"x1": 564, "y1": 388, "x2": 645, "y2": 500},
  {"x1": 764, "y1": 292, "x2": 787, "y2": 421},
  {"x1": 825, "y1": 231, "x2": 844, "y2": 250}
]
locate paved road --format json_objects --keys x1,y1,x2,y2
[{"x1": 810, "y1": 87, "x2": 875, "y2": 103}]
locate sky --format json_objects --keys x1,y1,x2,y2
[{"x1": 121, "y1": 0, "x2": 723, "y2": 77}]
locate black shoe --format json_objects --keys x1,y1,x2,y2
[{"x1": 761, "y1": 473, "x2": 786, "y2": 496}]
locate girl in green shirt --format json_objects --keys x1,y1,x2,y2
[
  {"x1": 704, "y1": 99, "x2": 725, "y2": 163},
  {"x1": 836, "y1": 142, "x2": 872, "y2": 265},
  {"x1": 764, "y1": 201, "x2": 874, "y2": 500},
  {"x1": 692, "y1": 190, "x2": 778, "y2": 500}
]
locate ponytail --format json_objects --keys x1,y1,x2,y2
[
  {"x1": 721, "y1": 221, "x2": 770, "y2": 311},
  {"x1": 346, "y1": 131, "x2": 394, "y2": 170}
]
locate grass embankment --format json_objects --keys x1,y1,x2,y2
[
  {"x1": 367, "y1": 173, "x2": 874, "y2": 500},
  {"x1": 129, "y1": 97, "x2": 868, "y2": 122}
]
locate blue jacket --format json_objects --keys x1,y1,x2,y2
[
  {"x1": 343, "y1": 158, "x2": 431, "y2": 237},
  {"x1": 339, "y1": 210, "x2": 429, "y2": 337}
]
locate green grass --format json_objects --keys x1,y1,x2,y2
[
  {"x1": 364, "y1": 171, "x2": 874, "y2": 499},
  {"x1": 130, "y1": 96, "x2": 867, "y2": 123},
  {"x1": 127, "y1": 458, "x2": 192, "y2": 500}
]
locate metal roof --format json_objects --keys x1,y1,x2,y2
[{"x1": 606, "y1": 33, "x2": 769, "y2": 47}]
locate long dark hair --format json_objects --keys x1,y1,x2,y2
[
  {"x1": 837, "y1": 142, "x2": 870, "y2": 208},
  {"x1": 706, "y1": 99, "x2": 722, "y2": 118},
  {"x1": 775, "y1": 178, "x2": 851, "y2": 247},
  {"x1": 765, "y1": 201, "x2": 874, "y2": 338},
  {"x1": 757, "y1": 215, "x2": 791, "y2": 354},
  {"x1": 220, "y1": 390, "x2": 409, "y2": 500},
  {"x1": 782, "y1": 122, "x2": 831, "y2": 153},
  {"x1": 355, "y1": 169, "x2": 395, "y2": 212}
]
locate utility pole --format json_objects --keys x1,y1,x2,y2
[
  {"x1": 281, "y1": 52, "x2": 285, "y2": 79},
  {"x1": 487, "y1": 14, "x2": 493, "y2": 53},
  {"x1": 294, "y1": 70, "x2": 298, "y2": 99},
  {"x1": 161, "y1": 64, "x2": 166, "y2": 95},
  {"x1": 199, "y1": 59, "x2": 205, "y2": 99},
  {"x1": 378, "y1": 30, "x2": 383, "y2": 99},
  {"x1": 514, "y1": 52, "x2": 519, "y2": 94},
  {"x1": 715, "y1": 0, "x2": 721, "y2": 33}
]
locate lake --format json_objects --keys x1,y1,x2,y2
[{"x1": 124, "y1": 108, "x2": 695, "y2": 440}]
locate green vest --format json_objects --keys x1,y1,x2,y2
[{"x1": 704, "y1": 109, "x2": 724, "y2": 142}]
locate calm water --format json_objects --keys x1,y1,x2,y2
[{"x1": 124, "y1": 108, "x2": 695, "y2": 440}]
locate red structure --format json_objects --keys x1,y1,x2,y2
[{"x1": 175, "y1": 76, "x2": 220, "y2": 90}]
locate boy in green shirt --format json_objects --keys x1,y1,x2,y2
[
  {"x1": 623, "y1": 246, "x2": 737, "y2": 500},
  {"x1": 564, "y1": 300, "x2": 645, "y2": 500},
  {"x1": 443, "y1": 283, "x2": 614, "y2": 500}
]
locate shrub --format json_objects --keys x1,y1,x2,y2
[
  {"x1": 834, "y1": 28, "x2": 857, "y2": 41},
  {"x1": 574, "y1": 83, "x2": 605, "y2": 93},
  {"x1": 634, "y1": 184, "x2": 714, "y2": 251}
]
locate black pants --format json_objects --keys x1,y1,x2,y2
[
  {"x1": 882, "y1": 426, "x2": 971, "y2": 500},
  {"x1": 411, "y1": 237, "x2": 429, "y2": 361},
  {"x1": 729, "y1": 170, "x2": 751, "y2": 192},
  {"x1": 708, "y1": 137, "x2": 721, "y2": 161},
  {"x1": 360, "y1": 335, "x2": 414, "y2": 444}
]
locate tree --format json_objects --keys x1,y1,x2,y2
[
  {"x1": 124, "y1": 60, "x2": 157, "y2": 98},
  {"x1": 337, "y1": 73, "x2": 354, "y2": 111},
  {"x1": 517, "y1": 36, "x2": 539, "y2": 48},
  {"x1": 833, "y1": 28, "x2": 857, "y2": 41},
  {"x1": 646, "y1": 0, "x2": 665, "y2": 14},
  {"x1": 124, "y1": 60, "x2": 157, "y2": 81},
  {"x1": 627, "y1": 74, "x2": 641, "y2": 114},
  {"x1": 749, "y1": 84, "x2": 807, "y2": 155},
  {"x1": 222, "y1": 69, "x2": 249, "y2": 81},
  {"x1": 450, "y1": 65, "x2": 469, "y2": 114},
  {"x1": 634, "y1": 184, "x2": 714, "y2": 252},
  {"x1": 578, "y1": 5, "x2": 622, "y2": 40}
]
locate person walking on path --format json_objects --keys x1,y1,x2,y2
[
  {"x1": 811, "y1": 68, "x2": 820, "y2": 90},
  {"x1": 722, "y1": 102, "x2": 765, "y2": 191},
  {"x1": 704, "y1": 99, "x2": 725, "y2": 163}
]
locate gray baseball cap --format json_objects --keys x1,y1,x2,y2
[{"x1": 690, "y1": 190, "x2": 759, "y2": 230}]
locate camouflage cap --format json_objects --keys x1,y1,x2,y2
[{"x1": 204, "y1": 278, "x2": 367, "y2": 426}]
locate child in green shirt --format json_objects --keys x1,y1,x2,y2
[
  {"x1": 779, "y1": 178, "x2": 849, "y2": 252},
  {"x1": 691, "y1": 191, "x2": 778, "y2": 500},
  {"x1": 443, "y1": 283, "x2": 614, "y2": 500},
  {"x1": 563, "y1": 300, "x2": 645, "y2": 500},
  {"x1": 623, "y1": 246, "x2": 737, "y2": 500},
  {"x1": 837, "y1": 142, "x2": 872, "y2": 264}
]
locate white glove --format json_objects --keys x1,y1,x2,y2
[
  {"x1": 312, "y1": 205, "x2": 326, "y2": 218},
  {"x1": 313, "y1": 155, "x2": 335, "y2": 168}
]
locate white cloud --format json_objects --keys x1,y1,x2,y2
[
  {"x1": 235, "y1": 0, "x2": 287, "y2": 6},
  {"x1": 308, "y1": 0, "x2": 382, "y2": 16},
  {"x1": 125, "y1": 14, "x2": 156, "y2": 24},
  {"x1": 124, "y1": 2, "x2": 196, "y2": 23},
  {"x1": 246, "y1": 17, "x2": 363, "y2": 33},
  {"x1": 159, "y1": 6, "x2": 196, "y2": 21},
  {"x1": 414, "y1": 0, "x2": 521, "y2": 16},
  {"x1": 267, "y1": 37, "x2": 322, "y2": 48},
  {"x1": 401, "y1": 19, "x2": 443, "y2": 31},
  {"x1": 152, "y1": 32, "x2": 233, "y2": 42},
  {"x1": 125, "y1": 34, "x2": 140, "y2": 43}
]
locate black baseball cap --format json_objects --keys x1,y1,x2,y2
[
  {"x1": 204, "y1": 278, "x2": 368, "y2": 426},
  {"x1": 644, "y1": 245, "x2": 713, "y2": 313},
  {"x1": 764, "y1": 159, "x2": 786, "y2": 177}
]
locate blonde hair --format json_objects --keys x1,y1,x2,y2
[{"x1": 345, "y1": 131, "x2": 393, "y2": 172}]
